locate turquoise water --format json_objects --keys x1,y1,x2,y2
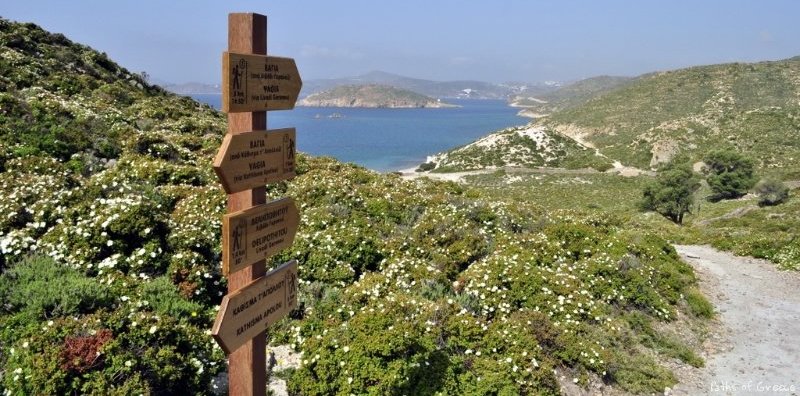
[{"x1": 191, "y1": 94, "x2": 527, "y2": 172}]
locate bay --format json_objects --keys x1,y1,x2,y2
[{"x1": 191, "y1": 94, "x2": 527, "y2": 172}]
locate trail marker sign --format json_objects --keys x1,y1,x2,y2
[
  {"x1": 213, "y1": 12, "x2": 303, "y2": 396},
  {"x1": 222, "y1": 53, "x2": 302, "y2": 113},
  {"x1": 222, "y1": 197, "x2": 300, "y2": 276},
  {"x1": 213, "y1": 128, "x2": 296, "y2": 194},
  {"x1": 212, "y1": 260, "x2": 299, "y2": 354}
]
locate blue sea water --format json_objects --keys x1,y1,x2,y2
[{"x1": 191, "y1": 94, "x2": 527, "y2": 172}]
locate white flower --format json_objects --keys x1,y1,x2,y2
[
  {"x1": 125, "y1": 360, "x2": 133, "y2": 367},
  {"x1": 347, "y1": 377, "x2": 353, "y2": 384},
  {"x1": 342, "y1": 346, "x2": 350, "y2": 352},
  {"x1": 106, "y1": 240, "x2": 114, "y2": 247},
  {"x1": 148, "y1": 325, "x2": 157, "y2": 334},
  {"x1": 22, "y1": 341, "x2": 29, "y2": 348}
]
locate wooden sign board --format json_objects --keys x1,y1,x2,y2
[
  {"x1": 213, "y1": 128, "x2": 296, "y2": 194},
  {"x1": 222, "y1": 197, "x2": 300, "y2": 276},
  {"x1": 222, "y1": 52, "x2": 302, "y2": 113},
  {"x1": 212, "y1": 260, "x2": 299, "y2": 354}
]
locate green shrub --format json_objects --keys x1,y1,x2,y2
[
  {"x1": 641, "y1": 159, "x2": 700, "y2": 224},
  {"x1": 754, "y1": 178, "x2": 790, "y2": 206},
  {"x1": 139, "y1": 276, "x2": 206, "y2": 322},
  {"x1": 416, "y1": 161, "x2": 436, "y2": 172},
  {"x1": 703, "y1": 149, "x2": 757, "y2": 201},
  {"x1": 0, "y1": 255, "x2": 114, "y2": 319},
  {"x1": 685, "y1": 288, "x2": 714, "y2": 318}
]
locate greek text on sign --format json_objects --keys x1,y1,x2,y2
[
  {"x1": 213, "y1": 128, "x2": 296, "y2": 194},
  {"x1": 222, "y1": 52, "x2": 302, "y2": 113},
  {"x1": 212, "y1": 260, "x2": 299, "y2": 354},
  {"x1": 222, "y1": 197, "x2": 299, "y2": 276}
]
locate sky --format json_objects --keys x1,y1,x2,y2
[{"x1": 2, "y1": 1, "x2": 800, "y2": 84}]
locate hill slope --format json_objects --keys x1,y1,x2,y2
[
  {"x1": 422, "y1": 124, "x2": 613, "y2": 172},
  {"x1": 0, "y1": 18, "x2": 709, "y2": 395},
  {"x1": 297, "y1": 84, "x2": 456, "y2": 108},
  {"x1": 543, "y1": 58, "x2": 800, "y2": 173},
  {"x1": 512, "y1": 75, "x2": 633, "y2": 117}
]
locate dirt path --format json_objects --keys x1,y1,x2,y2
[{"x1": 672, "y1": 245, "x2": 800, "y2": 396}]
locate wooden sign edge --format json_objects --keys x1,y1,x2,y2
[
  {"x1": 221, "y1": 53, "x2": 231, "y2": 113},
  {"x1": 221, "y1": 197, "x2": 299, "y2": 276},
  {"x1": 212, "y1": 259, "x2": 299, "y2": 354},
  {"x1": 213, "y1": 133, "x2": 234, "y2": 192}
]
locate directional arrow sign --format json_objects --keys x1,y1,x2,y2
[
  {"x1": 222, "y1": 197, "x2": 300, "y2": 276},
  {"x1": 213, "y1": 128, "x2": 296, "y2": 194},
  {"x1": 222, "y1": 52, "x2": 302, "y2": 113},
  {"x1": 212, "y1": 260, "x2": 299, "y2": 354}
]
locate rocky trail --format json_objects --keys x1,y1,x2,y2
[{"x1": 672, "y1": 245, "x2": 800, "y2": 396}]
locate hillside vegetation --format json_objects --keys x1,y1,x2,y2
[
  {"x1": 545, "y1": 58, "x2": 800, "y2": 174},
  {"x1": 421, "y1": 124, "x2": 613, "y2": 173},
  {"x1": 297, "y1": 84, "x2": 456, "y2": 108},
  {"x1": 0, "y1": 18, "x2": 711, "y2": 395}
]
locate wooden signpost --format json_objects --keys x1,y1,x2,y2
[
  {"x1": 211, "y1": 12, "x2": 302, "y2": 396},
  {"x1": 221, "y1": 197, "x2": 299, "y2": 276},
  {"x1": 213, "y1": 128, "x2": 296, "y2": 194}
]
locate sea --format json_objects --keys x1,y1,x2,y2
[{"x1": 191, "y1": 94, "x2": 527, "y2": 172}]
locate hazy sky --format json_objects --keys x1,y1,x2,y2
[{"x1": 3, "y1": 1, "x2": 800, "y2": 84}]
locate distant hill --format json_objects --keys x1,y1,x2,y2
[
  {"x1": 511, "y1": 75, "x2": 633, "y2": 117},
  {"x1": 301, "y1": 71, "x2": 559, "y2": 100},
  {"x1": 297, "y1": 84, "x2": 457, "y2": 108},
  {"x1": 542, "y1": 57, "x2": 800, "y2": 173}
]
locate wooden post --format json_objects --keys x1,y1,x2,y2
[{"x1": 226, "y1": 12, "x2": 267, "y2": 396}]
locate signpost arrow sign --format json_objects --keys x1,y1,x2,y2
[
  {"x1": 222, "y1": 197, "x2": 300, "y2": 276},
  {"x1": 213, "y1": 128, "x2": 296, "y2": 194},
  {"x1": 212, "y1": 260, "x2": 299, "y2": 354},
  {"x1": 223, "y1": 52, "x2": 303, "y2": 113}
]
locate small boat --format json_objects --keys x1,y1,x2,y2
[{"x1": 328, "y1": 112, "x2": 344, "y2": 119}]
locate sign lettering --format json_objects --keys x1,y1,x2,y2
[
  {"x1": 213, "y1": 128, "x2": 296, "y2": 194},
  {"x1": 212, "y1": 260, "x2": 299, "y2": 354},
  {"x1": 222, "y1": 198, "x2": 299, "y2": 276},
  {"x1": 222, "y1": 52, "x2": 302, "y2": 112}
]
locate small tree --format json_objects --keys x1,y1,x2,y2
[
  {"x1": 703, "y1": 149, "x2": 756, "y2": 201},
  {"x1": 754, "y1": 178, "x2": 789, "y2": 206},
  {"x1": 641, "y1": 160, "x2": 700, "y2": 224}
]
